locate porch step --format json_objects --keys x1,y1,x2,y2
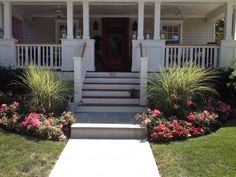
[
  {"x1": 82, "y1": 90, "x2": 132, "y2": 97},
  {"x1": 71, "y1": 123, "x2": 147, "y2": 139},
  {"x1": 83, "y1": 83, "x2": 140, "y2": 90},
  {"x1": 86, "y1": 72, "x2": 139, "y2": 78},
  {"x1": 82, "y1": 97, "x2": 139, "y2": 104},
  {"x1": 77, "y1": 104, "x2": 146, "y2": 113},
  {"x1": 84, "y1": 77, "x2": 139, "y2": 84}
]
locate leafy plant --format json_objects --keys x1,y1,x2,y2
[
  {"x1": 17, "y1": 65, "x2": 72, "y2": 113},
  {"x1": 148, "y1": 64, "x2": 219, "y2": 116}
]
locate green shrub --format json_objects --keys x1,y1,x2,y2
[
  {"x1": 18, "y1": 65, "x2": 72, "y2": 113},
  {"x1": 0, "y1": 67, "x2": 25, "y2": 94},
  {"x1": 148, "y1": 64, "x2": 219, "y2": 116}
]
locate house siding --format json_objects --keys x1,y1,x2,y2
[
  {"x1": 182, "y1": 18, "x2": 215, "y2": 44},
  {"x1": 21, "y1": 17, "x2": 215, "y2": 45},
  {"x1": 23, "y1": 17, "x2": 55, "y2": 43}
]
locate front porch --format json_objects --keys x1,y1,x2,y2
[{"x1": 0, "y1": 0, "x2": 236, "y2": 72}]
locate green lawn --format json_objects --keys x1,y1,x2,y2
[
  {"x1": 0, "y1": 129, "x2": 65, "y2": 177},
  {"x1": 152, "y1": 119, "x2": 236, "y2": 177}
]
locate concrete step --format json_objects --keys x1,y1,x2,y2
[
  {"x1": 71, "y1": 123, "x2": 147, "y2": 139},
  {"x1": 75, "y1": 112, "x2": 139, "y2": 124},
  {"x1": 76, "y1": 104, "x2": 146, "y2": 113},
  {"x1": 86, "y1": 72, "x2": 139, "y2": 78},
  {"x1": 82, "y1": 97, "x2": 139, "y2": 104},
  {"x1": 84, "y1": 77, "x2": 139, "y2": 84},
  {"x1": 83, "y1": 83, "x2": 140, "y2": 90},
  {"x1": 82, "y1": 90, "x2": 132, "y2": 97}
]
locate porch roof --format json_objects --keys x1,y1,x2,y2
[{"x1": 12, "y1": 2, "x2": 227, "y2": 20}]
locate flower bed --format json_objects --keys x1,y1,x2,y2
[
  {"x1": 136, "y1": 99, "x2": 232, "y2": 142},
  {"x1": 0, "y1": 101, "x2": 75, "y2": 141}
]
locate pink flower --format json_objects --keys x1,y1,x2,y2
[
  {"x1": 203, "y1": 110, "x2": 209, "y2": 116},
  {"x1": 21, "y1": 113, "x2": 42, "y2": 129},
  {"x1": 153, "y1": 109, "x2": 161, "y2": 116},
  {"x1": 12, "y1": 101, "x2": 19, "y2": 110},
  {"x1": 186, "y1": 99, "x2": 193, "y2": 106},
  {"x1": 188, "y1": 114, "x2": 195, "y2": 121}
]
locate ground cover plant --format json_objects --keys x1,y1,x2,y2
[{"x1": 0, "y1": 100, "x2": 75, "y2": 140}]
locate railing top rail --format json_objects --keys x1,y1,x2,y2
[
  {"x1": 15, "y1": 44, "x2": 61, "y2": 47},
  {"x1": 165, "y1": 45, "x2": 220, "y2": 48},
  {"x1": 81, "y1": 42, "x2": 87, "y2": 58}
]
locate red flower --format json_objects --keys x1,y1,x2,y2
[
  {"x1": 188, "y1": 114, "x2": 195, "y2": 121},
  {"x1": 197, "y1": 116, "x2": 204, "y2": 122},
  {"x1": 154, "y1": 125, "x2": 166, "y2": 132},
  {"x1": 172, "y1": 130, "x2": 179, "y2": 136}
]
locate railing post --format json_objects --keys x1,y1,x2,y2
[
  {"x1": 73, "y1": 56, "x2": 83, "y2": 108},
  {"x1": 140, "y1": 57, "x2": 148, "y2": 106}
]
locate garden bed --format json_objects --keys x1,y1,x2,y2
[{"x1": 151, "y1": 118, "x2": 236, "y2": 177}]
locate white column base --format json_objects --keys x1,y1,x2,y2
[
  {"x1": 220, "y1": 40, "x2": 236, "y2": 67},
  {"x1": 132, "y1": 40, "x2": 165, "y2": 72},
  {"x1": 0, "y1": 39, "x2": 16, "y2": 67},
  {"x1": 61, "y1": 39, "x2": 95, "y2": 71}
]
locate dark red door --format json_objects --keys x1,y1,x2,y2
[{"x1": 102, "y1": 18, "x2": 129, "y2": 71}]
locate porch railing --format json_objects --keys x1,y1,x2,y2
[
  {"x1": 164, "y1": 45, "x2": 220, "y2": 68},
  {"x1": 16, "y1": 44, "x2": 62, "y2": 69}
]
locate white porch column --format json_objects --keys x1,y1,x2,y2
[
  {"x1": 67, "y1": 1, "x2": 74, "y2": 39},
  {"x1": 137, "y1": 1, "x2": 144, "y2": 40},
  {"x1": 3, "y1": 1, "x2": 12, "y2": 39},
  {"x1": 154, "y1": 1, "x2": 161, "y2": 40},
  {"x1": 0, "y1": 4, "x2": 3, "y2": 31},
  {"x1": 224, "y1": 2, "x2": 233, "y2": 40},
  {"x1": 83, "y1": 1, "x2": 90, "y2": 39},
  {"x1": 234, "y1": 8, "x2": 236, "y2": 40}
]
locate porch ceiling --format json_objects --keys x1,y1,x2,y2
[{"x1": 12, "y1": 2, "x2": 224, "y2": 19}]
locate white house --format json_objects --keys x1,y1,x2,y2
[{"x1": 0, "y1": 0, "x2": 236, "y2": 110}]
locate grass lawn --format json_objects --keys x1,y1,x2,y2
[
  {"x1": 152, "y1": 119, "x2": 236, "y2": 177},
  {"x1": 0, "y1": 129, "x2": 66, "y2": 177}
]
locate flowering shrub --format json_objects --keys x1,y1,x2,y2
[
  {"x1": 204, "y1": 97, "x2": 231, "y2": 120},
  {"x1": 227, "y1": 60, "x2": 236, "y2": 90},
  {"x1": 136, "y1": 108, "x2": 225, "y2": 142},
  {"x1": 0, "y1": 102, "x2": 75, "y2": 141}
]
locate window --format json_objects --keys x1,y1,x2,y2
[{"x1": 161, "y1": 21, "x2": 182, "y2": 44}]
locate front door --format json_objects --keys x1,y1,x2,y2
[{"x1": 102, "y1": 18, "x2": 129, "y2": 71}]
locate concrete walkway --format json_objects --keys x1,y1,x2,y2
[{"x1": 50, "y1": 139, "x2": 160, "y2": 177}]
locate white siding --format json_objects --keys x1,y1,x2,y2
[{"x1": 182, "y1": 18, "x2": 215, "y2": 44}]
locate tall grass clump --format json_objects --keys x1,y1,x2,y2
[
  {"x1": 148, "y1": 64, "x2": 219, "y2": 116},
  {"x1": 17, "y1": 65, "x2": 72, "y2": 113}
]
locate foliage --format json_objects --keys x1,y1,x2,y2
[
  {"x1": 136, "y1": 109, "x2": 215, "y2": 142},
  {"x1": 136, "y1": 98, "x2": 231, "y2": 142},
  {"x1": 215, "y1": 18, "x2": 224, "y2": 43},
  {"x1": 227, "y1": 60, "x2": 236, "y2": 91},
  {"x1": 148, "y1": 64, "x2": 219, "y2": 116},
  {"x1": 0, "y1": 101, "x2": 75, "y2": 141},
  {"x1": 17, "y1": 65, "x2": 72, "y2": 113},
  {"x1": 0, "y1": 66, "x2": 25, "y2": 94}
]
